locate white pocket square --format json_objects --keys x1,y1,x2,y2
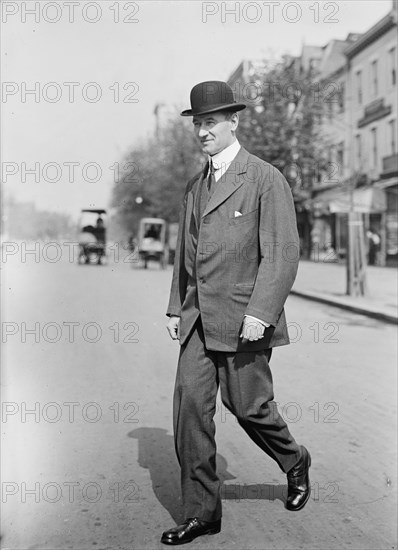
[{"x1": 234, "y1": 211, "x2": 242, "y2": 217}]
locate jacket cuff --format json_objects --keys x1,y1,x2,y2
[
  {"x1": 166, "y1": 308, "x2": 181, "y2": 318},
  {"x1": 244, "y1": 314, "x2": 271, "y2": 328},
  {"x1": 244, "y1": 308, "x2": 277, "y2": 327}
]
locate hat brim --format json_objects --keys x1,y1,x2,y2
[{"x1": 180, "y1": 103, "x2": 246, "y2": 117}]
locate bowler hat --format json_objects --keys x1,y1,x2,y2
[{"x1": 181, "y1": 81, "x2": 246, "y2": 116}]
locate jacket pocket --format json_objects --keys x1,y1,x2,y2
[{"x1": 229, "y1": 209, "x2": 258, "y2": 226}]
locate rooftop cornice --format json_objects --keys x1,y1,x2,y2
[{"x1": 344, "y1": 12, "x2": 396, "y2": 59}]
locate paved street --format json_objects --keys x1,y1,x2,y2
[{"x1": 1, "y1": 250, "x2": 397, "y2": 550}]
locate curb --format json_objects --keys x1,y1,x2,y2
[{"x1": 291, "y1": 289, "x2": 398, "y2": 325}]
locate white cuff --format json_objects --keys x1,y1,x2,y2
[{"x1": 244, "y1": 314, "x2": 270, "y2": 328}]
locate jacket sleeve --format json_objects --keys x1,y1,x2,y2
[
  {"x1": 244, "y1": 167, "x2": 299, "y2": 326},
  {"x1": 166, "y1": 192, "x2": 189, "y2": 317}
]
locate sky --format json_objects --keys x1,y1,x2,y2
[{"x1": 1, "y1": 0, "x2": 393, "y2": 219}]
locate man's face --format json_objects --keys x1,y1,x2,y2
[{"x1": 192, "y1": 111, "x2": 237, "y2": 156}]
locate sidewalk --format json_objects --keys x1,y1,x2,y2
[{"x1": 291, "y1": 260, "x2": 398, "y2": 324}]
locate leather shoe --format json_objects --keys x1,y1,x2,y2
[
  {"x1": 286, "y1": 445, "x2": 311, "y2": 511},
  {"x1": 161, "y1": 517, "x2": 221, "y2": 545}
]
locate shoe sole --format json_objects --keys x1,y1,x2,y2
[{"x1": 161, "y1": 528, "x2": 221, "y2": 545}]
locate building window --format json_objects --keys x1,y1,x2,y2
[
  {"x1": 337, "y1": 142, "x2": 344, "y2": 175},
  {"x1": 327, "y1": 100, "x2": 333, "y2": 120},
  {"x1": 356, "y1": 134, "x2": 362, "y2": 169},
  {"x1": 371, "y1": 60, "x2": 378, "y2": 97},
  {"x1": 389, "y1": 119, "x2": 396, "y2": 154},
  {"x1": 328, "y1": 145, "x2": 335, "y2": 164},
  {"x1": 338, "y1": 83, "x2": 345, "y2": 113},
  {"x1": 356, "y1": 70, "x2": 362, "y2": 104},
  {"x1": 390, "y1": 47, "x2": 397, "y2": 86},
  {"x1": 371, "y1": 127, "x2": 378, "y2": 169}
]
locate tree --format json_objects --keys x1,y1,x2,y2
[
  {"x1": 236, "y1": 59, "x2": 326, "y2": 194},
  {"x1": 111, "y1": 114, "x2": 202, "y2": 237}
]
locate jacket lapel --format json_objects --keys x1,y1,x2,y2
[
  {"x1": 202, "y1": 147, "x2": 251, "y2": 218},
  {"x1": 187, "y1": 170, "x2": 206, "y2": 232}
]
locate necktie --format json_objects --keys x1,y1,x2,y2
[{"x1": 207, "y1": 161, "x2": 216, "y2": 196}]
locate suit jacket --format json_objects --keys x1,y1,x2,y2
[{"x1": 166, "y1": 146, "x2": 299, "y2": 352}]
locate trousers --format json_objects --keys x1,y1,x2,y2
[{"x1": 172, "y1": 317, "x2": 301, "y2": 522}]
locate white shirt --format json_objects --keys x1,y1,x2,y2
[
  {"x1": 209, "y1": 139, "x2": 270, "y2": 330},
  {"x1": 208, "y1": 139, "x2": 241, "y2": 181}
]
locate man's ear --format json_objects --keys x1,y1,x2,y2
[{"x1": 230, "y1": 112, "x2": 239, "y2": 131}]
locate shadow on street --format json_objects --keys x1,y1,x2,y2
[{"x1": 128, "y1": 427, "x2": 287, "y2": 523}]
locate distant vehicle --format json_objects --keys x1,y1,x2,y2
[
  {"x1": 77, "y1": 209, "x2": 107, "y2": 265},
  {"x1": 137, "y1": 217, "x2": 168, "y2": 269}
]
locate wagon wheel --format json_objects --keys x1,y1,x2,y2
[{"x1": 77, "y1": 245, "x2": 85, "y2": 264}]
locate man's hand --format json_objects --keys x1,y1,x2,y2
[
  {"x1": 240, "y1": 316, "x2": 266, "y2": 344},
  {"x1": 167, "y1": 315, "x2": 180, "y2": 341}
]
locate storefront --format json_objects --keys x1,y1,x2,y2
[
  {"x1": 310, "y1": 185, "x2": 387, "y2": 264},
  {"x1": 375, "y1": 178, "x2": 398, "y2": 265}
]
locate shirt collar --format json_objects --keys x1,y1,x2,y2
[{"x1": 208, "y1": 139, "x2": 241, "y2": 170}]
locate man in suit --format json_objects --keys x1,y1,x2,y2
[{"x1": 161, "y1": 81, "x2": 311, "y2": 545}]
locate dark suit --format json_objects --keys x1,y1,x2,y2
[{"x1": 167, "y1": 146, "x2": 301, "y2": 521}]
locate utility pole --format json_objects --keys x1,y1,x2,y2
[
  {"x1": 345, "y1": 54, "x2": 368, "y2": 297},
  {"x1": 346, "y1": 173, "x2": 368, "y2": 296},
  {"x1": 346, "y1": 61, "x2": 368, "y2": 296}
]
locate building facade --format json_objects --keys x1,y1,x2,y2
[
  {"x1": 345, "y1": 6, "x2": 397, "y2": 265},
  {"x1": 302, "y1": 5, "x2": 397, "y2": 265},
  {"x1": 309, "y1": 37, "x2": 355, "y2": 258}
]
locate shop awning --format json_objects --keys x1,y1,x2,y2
[
  {"x1": 374, "y1": 177, "x2": 398, "y2": 189},
  {"x1": 312, "y1": 186, "x2": 387, "y2": 214}
]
